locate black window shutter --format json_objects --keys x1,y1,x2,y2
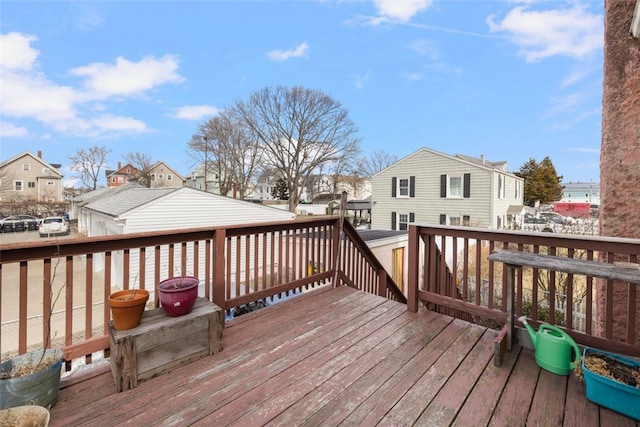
[
  {"x1": 440, "y1": 175, "x2": 447, "y2": 198},
  {"x1": 439, "y1": 214, "x2": 446, "y2": 225},
  {"x1": 463, "y1": 173, "x2": 471, "y2": 198},
  {"x1": 409, "y1": 212, "x2": 415, "y2": 223},
  {"x1": 391, "y1": 212, "x2": 397, "y2": 230},
  {"x1": 409, "y1": 176, "x2": 415, "y2": 198},
  {"x1": 391, "y1": 177, "x2": 397, "y2": 198}
]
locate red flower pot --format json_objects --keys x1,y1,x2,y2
[{"x1": 157, "y1": 276, "x2": 199, "y2": 317}]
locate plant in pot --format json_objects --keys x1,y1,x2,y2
[
  {"x1": 1, "y1": 256, "x2": 65, "y2": 413},
  {"x1": 157, "y1": 275, "x2": 199, "y2": 317},
  {"x1": 108, "y1": 277, "x2": 150, "y2": 330},
  {"x1": 575, "y1": 348, "x2": 640, "y2": 421}
]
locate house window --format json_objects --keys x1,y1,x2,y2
[
  {"x1": 398, "y1": 214, "x2": 409, "y2": 230},
  {"x1": 449, "y1": 176, "x2": 462, "y2": 197},
  {"x1": 126, "y1": 168, "x2": 131, "y2": 173},
  {"x1": 111, "y1": 177, "x2": 116, "y2": 183},
  {"x1": 28, "y1": 182, "x2": 36, "y2": 188},
  {"x1": 391, "y1": 176, "x2": 415, "y2": 198},
  {"x1": 167, "y1": 174, "x2": 173, "y2": 181},
  {"x1": 498, "y1": 175, "x2": 506, "y2": 199},
  {"x1": 463, "y1": 215, "x2": 470, "y2": 226},
  {"x1": 441, "y1": 174, "x2": 470, "y2": 198},
  {"x1": 22, "y1": 164, "x2": 30, "y2": 171},
  {"x1": 43, "y1": 167, "x2": 51, "y2": 173},
  {"x1": 14, "y1": 180, "x2": 23, "y2": 191},
  {"x1": 450, "y1": 216, "x2": 461, "y2": 226},
  {"x1": 151, "y1": 174, "x2": 156, "y2": 182},
  {"x1": 391, "y1": 212, "x2": 414, "y2": 231},
  {"x1": 47, "y1": 181, "x2": 54, "y2": 186},
  {"x1": 398, "y1": 179, "x2": 409, "y2": 197},
  {"x1": 117, "y1": 176, "x2": 124, "y2": 183},
  {"x1": 158, "y1": 174, "x2": 164, "y2": 180}
]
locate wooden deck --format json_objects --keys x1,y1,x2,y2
[{"x1": 49, "y1": 286, "x2": 638, "y2": 426}]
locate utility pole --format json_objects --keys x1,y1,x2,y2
[{"x1": 203, "y1": 135, "x2": 208, "y2": 193}]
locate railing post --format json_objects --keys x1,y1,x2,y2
[
  {"x1": 379, "y1": 270, "x2": 387, "y2": 297},
  {"x1": 505, "y1": 263, "x2": 515, "y2": 350},
  {"x1": 331, "y1": 218, "x2": 341, "y2": 288},
  {"x1": 212, "y1": 229, "x2": 226, "y2": 312},
  {"x1": 408, "y1": 225, "x2": 418, "y2": 312}
]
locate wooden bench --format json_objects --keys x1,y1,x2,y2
[
  {"x1": 109, "y1": 297, "x2": 224, "y2": 392},
  {"x1": 488, "y1": 249, "x2": 640, "y2": 366}
]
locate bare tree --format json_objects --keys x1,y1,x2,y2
[
  {"x1": 123, "y1": 152, "x2": 154, "y2": 188},
  {"x1": 357, "y1": 150, "x2": 398, "y2": 178},
  {"x1": 68, "y1": 145, "x2": 111, "y2": 190},
  {"x1": 234, "y1": 86, "x2": 361, "y2": 212},
  {"x1": 189, "y1": 109, "x2": 262, "y2": 199}
]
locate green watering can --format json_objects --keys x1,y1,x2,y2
[{"x1": 518, "y1": 315, "x2": 581, "y2": 375}]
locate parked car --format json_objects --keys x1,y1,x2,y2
[
  {"x1": 0, "y1": 215, "x2": 41, "y2": 232},
  {"x1": 539, "y1": 212, "x2": 573, "y2": 225},
  {"x1": 39, "y1": 216, "x2": 70, "y2": 237},
  {"x1": 523, "y1": 213, "x2": 547, "y2": 224}
]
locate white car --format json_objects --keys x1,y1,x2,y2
[{"x1": 39, "y1": 216, "x2": 70, "y2": 237}]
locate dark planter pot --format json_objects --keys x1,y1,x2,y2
[
  {"x1": 108, "y1": 289, "x2": 150, "y2": 330},
  {"x1": 0, "y1": 349, "x2": 63, "y2": 410},
  {"x1": 157, "y1": 276, "x2": 199, "y2": 317}
]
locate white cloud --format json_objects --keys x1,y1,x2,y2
[
  {"x1": 171, "y1": 105, "x2": 219, "y2": 120},
  {"x1": 267, "y1": 42, "x2": 309, "y2": 62},
  {"x1": 402, "y1": 72, "x2": 423, "y2": 81},
  {"x1": 0, "y1": 121, "x2": 29, "y2": 138},
  {"x1": 70, "y1": 55, "x2": 185, "y2": 99},
  {"x1": 409, "y1": 39, "x2": 439, "y2": 60},
  {"x1": 373, "y1": 0, "x2": 433, "y2": 23},
  {"x1": 0, "y1": 32, "x2": 40, "y2": 71},
  {"x1": 90, "y1": 114, "x2": 147, "y2": 133},
  {"x1": 487, "y1": 4, "x2": 603, "y2": 62},
  {"x1": 0, "y1": 32, "x2": 183, "y2": 138},
  {"x1": 355, "y1": 71, "x2": 371, "y2": 89}
]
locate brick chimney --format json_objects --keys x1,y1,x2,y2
[
  {"x1": 37, "y1": 150, "x2": 42, "y2": 159},
  {"x1": 118, "y1": 162, "x2": 122, "y2": 170}
]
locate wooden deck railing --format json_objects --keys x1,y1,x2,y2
[
  {"x1": 407, "y1": 224, "x2": 640, "y2": 358},
  {"x1": 0, "y1": 217, "x2": 403, "y2": 369}
]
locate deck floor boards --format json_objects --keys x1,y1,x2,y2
[{"x1": 49, "y1": 286, "x2": 639, "y2": 427}]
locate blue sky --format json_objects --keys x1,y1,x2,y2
[{"x1": 1, "y1": 0, "x2": 604, "y2": 187}]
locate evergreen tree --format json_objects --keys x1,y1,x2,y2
[
  {"x1": 271, "y1": 178, "x2": 289, "y2": 200},
  {"x1": 515, "y1": 157, "x2": 563, "y2": 206}
]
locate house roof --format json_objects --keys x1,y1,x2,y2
[
  {"x1": 83, "y1": 187, "x2": 178, "y2": 216},
  {"x1": 375, "y1": 147, "x2": 521, "y2": 179},
  {"x1": 0, "y1": 151, "x2": 64, "y2": 178},
  {"x1": 358, "y1": 229, "x2": 407, "y2": 243},
  {"x1": 343, "y1": 200, "x2": 371, "y2": 211},
  {"x1": 71, "y1": 182, "x2": 144, "y2": 207},
  {"x1": 454, "y1": 153, "x2": 508, "y2": 170},
  {"x1": 150, "y1": 161, "x2": 185, "y2": 181},
  {"x1": 82, "y1": 186, "x2": 298, "y2": 221}
]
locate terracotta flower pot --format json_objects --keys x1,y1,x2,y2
[
  {"x1": 157, "y1": 276, "x2": 199, "y2": 317},
  {"x1": 108, "y1": 289, "x2": 149, "y2": 330}
]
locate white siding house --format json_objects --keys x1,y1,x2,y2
[
  {"x1": 371, "y1": 148, "x2": 524, "y2": 230},
  {"x1": 77, "y1": 186, "x2": 296, "y2": 290}
]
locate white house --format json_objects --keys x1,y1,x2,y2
[
  {"x1": 371, "y1": 148, "x2": 524, "y2": 230},
  {"x1": 77, "y1": 186, "x2": 296, "y2": 290}
]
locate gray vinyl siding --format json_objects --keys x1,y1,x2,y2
[
  {"x1": 121, "y1": 190, "x2": 293, "y2": 233},
  {"x1": 80, "y1": 187, "x2": 296, "y2": 289},
  {"x1": 372, "y1": 148, "x2": 522, "y2": 230}
]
